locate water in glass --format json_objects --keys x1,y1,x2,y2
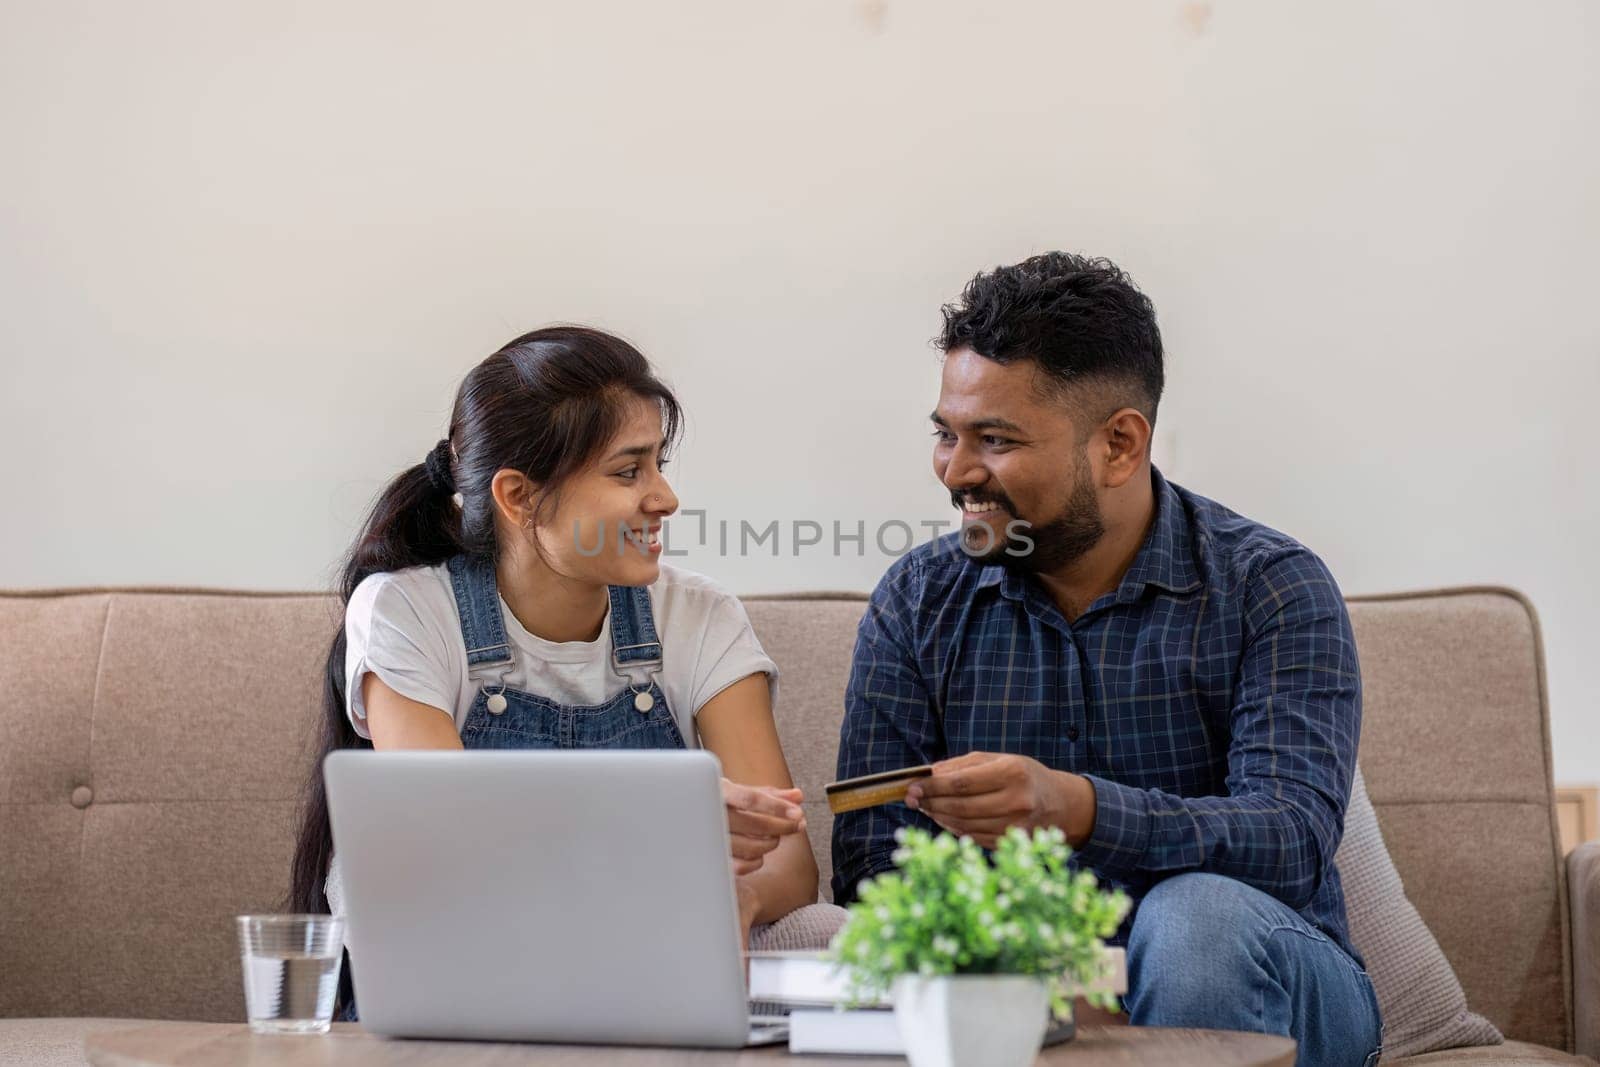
[{"x1": 236, "y1": 915, "x2": 345, "y2": 1035}]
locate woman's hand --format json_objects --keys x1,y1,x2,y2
[{"x1": 721, "y1": 777, "x2": 806, "y2": 876}]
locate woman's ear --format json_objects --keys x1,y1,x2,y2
[{"x1": 490, "y1": 469, "x2": 542, "y2": 530}]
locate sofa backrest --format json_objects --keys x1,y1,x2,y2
[
  {"x1": 1343, "y1": 588, "x2": 1569, "y2": 1051},
  {"x1": 0, "y1": 591, "x2": 336, "y2": 1021},
  {"x1": 0, "y1": 586, "x2": 1568, "y2": 1048}
]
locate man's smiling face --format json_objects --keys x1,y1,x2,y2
[{"x1": 932, "y1": 347, "x2": 1107, "y2": 570}]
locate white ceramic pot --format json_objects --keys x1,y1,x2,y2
[{"x1": 891, "y1": 974, "x2": 1052, "y2": 1067}]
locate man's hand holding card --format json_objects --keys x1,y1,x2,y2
[{"x1": 827, "y1": 752, "x2": 1098, "y2": 850}]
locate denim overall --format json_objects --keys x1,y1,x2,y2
[
  {"x1": 338, "y1": 555, "x2": 684, "y2": 1019},
  {"x1": 447, "y1": 554, "x2": 686, "y2": 751}
]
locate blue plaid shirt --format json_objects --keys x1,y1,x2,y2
[{"x1": 832, "y1": 468, "x2": 1363, "y2": 962}]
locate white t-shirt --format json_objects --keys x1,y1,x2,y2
[
  {"x1": 326, "y1": 561, "x2": 778, "y2": 916},
  {"x1": 341, "y1": 561, "x2": 778, "y2": 745}
]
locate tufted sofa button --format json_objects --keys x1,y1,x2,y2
[{"x1": 70, "y1": 785, "x2": 94, "y2": 809}]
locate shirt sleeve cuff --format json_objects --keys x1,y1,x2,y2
[
  {"x1": 1074, "y1": 774, "x2": 1153, "y2": 877},
  {"x1": 346, "y1": 660, "x2": 455, "y2": 740}
]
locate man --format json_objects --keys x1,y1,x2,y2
[{"x1": 832, "y1": 253, "x2": 1382, "y2": 1066}]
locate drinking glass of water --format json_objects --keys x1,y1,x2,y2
[{"x1": 236, "y1": 914, "x2": 345, "y2": 1034}]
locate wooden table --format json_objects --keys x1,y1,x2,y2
[{"x1": 87, "y1": 1022, "x2": 1296, "y2": 1066}]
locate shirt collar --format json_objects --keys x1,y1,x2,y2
[
  {"x1": 1116, "y1": 466, "x2": 1202, "y2": 599},
  {"x1": 975, "y1": 466, "x2": 1201, "y2": 603}
]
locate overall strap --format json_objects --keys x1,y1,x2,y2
[
  {"x1": 608, "y1": 585, "x2": 662, "y2": 674},
  {"x1": 446, "y1": 554, "x2": 513, "y2": 675}
]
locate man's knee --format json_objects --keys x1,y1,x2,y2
[
  {"x1": 1130, "y1": 872, "x2": 1265, "y2": 956},
  {"x1": 1127, "y1": 873, "x2": 1274, "y2": 1025}
]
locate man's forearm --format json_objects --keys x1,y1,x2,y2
[{"x1": 1073, "y1": 775, "x2": 1335, "y2": 909}]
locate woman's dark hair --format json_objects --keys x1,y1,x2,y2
[
  {"x1": 286, "y1": 325, "x2": 682, "y2": 943},
  {"x1": 938, "y1": 251, "x2": 1164, "y2": 426}
]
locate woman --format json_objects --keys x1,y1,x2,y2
[{"x1": 288, "y1": 326, "x2": 823, "y2": 1009}]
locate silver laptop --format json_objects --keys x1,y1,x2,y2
[{"x1": 323, "y1": 749, "x2": 787, "y2": 1048}]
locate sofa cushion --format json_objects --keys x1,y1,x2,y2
[
  {"x1": 1337, "y1": 768, "x2": 1503, "y2": 1060},
  {"x1": 1388, "y1": 1038, "x2": 1597, "y2": 1065}
]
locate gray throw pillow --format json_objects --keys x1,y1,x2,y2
[
  {"x1": 1335, "y1": 767, "x2": 1504, "y2": 1060},
  {"x1": 749, "y1": 902, "x2": 850, "y2": 952}
]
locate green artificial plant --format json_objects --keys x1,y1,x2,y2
[{"x1": 830, "y1": 825, "x2": 1132, "y2": 1019}]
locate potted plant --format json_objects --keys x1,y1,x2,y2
[{"x1": 830, "y1": 825, "x2": 1130, "y2": 1067}]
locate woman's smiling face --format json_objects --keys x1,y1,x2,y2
[{"x1": 531, "y1": 395, "x2": 680, "y2": 587}]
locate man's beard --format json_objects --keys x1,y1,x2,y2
[{"x1": 959, "y1": 456, "x2": 1106, "y2": 572}]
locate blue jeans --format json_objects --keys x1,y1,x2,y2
[{"x1": 1127, "y1": 873, "x2": 1383, "y2": 1067}]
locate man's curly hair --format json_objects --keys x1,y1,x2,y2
[{"x1": 938, "y1": 251, "x2": 1164, "y2": 425}]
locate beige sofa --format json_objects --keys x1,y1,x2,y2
[{"x1": 1, "y1": 585, "x2": 1595, "y2": 1065}]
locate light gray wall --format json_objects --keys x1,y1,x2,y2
[{"x1": 2, "y1": 1, "x2": 1596, "y2": 778}]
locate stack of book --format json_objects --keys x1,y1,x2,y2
[
  {"x1": 747, "y1": 948, "x2": 1126, "y2": 1055},
  {"x1": 747, "y1": 951, "x2": 897, "y2": 1054}
]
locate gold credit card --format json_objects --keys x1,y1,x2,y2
[{"x1": 824, "y1": 765, "x2": 934, "y2": 814}]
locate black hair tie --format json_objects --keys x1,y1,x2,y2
[{"x1": 423, "y1": 439, "x2": 455, "y2": 494}]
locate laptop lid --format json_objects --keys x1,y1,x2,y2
[{"x1": 324, "y1": 749, "x2": 751, "y2": 1047}]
